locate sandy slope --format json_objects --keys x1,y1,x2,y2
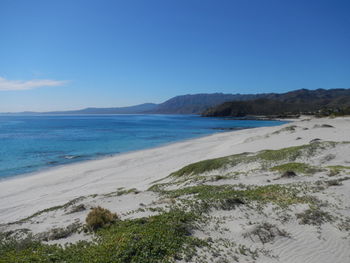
[
  {"x1": 0, "y1": 119, "x2": 287, "y2": 223},
  {"x1": 1, "y1": 116, "x2": 350, "y2": 263},
  {"x1": 0, "y1": 117, "x2": 348, "y2": 224}
]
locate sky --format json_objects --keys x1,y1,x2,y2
[{"x1": 0, "y1": 0, "x2": 349, "y2": 112}]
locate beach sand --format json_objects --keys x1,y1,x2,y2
[{"x1": 1, "y1": 116, "x2": 350, "y2": 262}]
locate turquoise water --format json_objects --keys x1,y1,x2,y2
[{"x1": 0, "y1": 115, "x2": 286, "y2": 179}]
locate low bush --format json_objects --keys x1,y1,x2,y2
[{"x1": 86, "y1": 206, "x2": 118, "y2": 231}]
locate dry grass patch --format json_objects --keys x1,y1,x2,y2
[{"x1": 86, "y1": 206, "x2": 118, "y2": 231}]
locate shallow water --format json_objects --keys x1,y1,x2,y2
[{"x1": 0, "y1": 115, "x2": 287, "y2": 178}]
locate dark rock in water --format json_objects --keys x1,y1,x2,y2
[
  {"x1": 310, "y1": 138, "x2": 321, "y2": 143},
  {"x1": 296, "y1": 137, "x2": 302, "y2": 140},
  {"x1": 282, "y1": 171, "x2": 297, "y2": 178}
]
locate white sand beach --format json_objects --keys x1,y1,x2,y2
[{"x1": 1, "y1": 116, "x2": 350, "y2": 263}]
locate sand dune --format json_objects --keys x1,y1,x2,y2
[{"x1": 1, "y1": 116, "x2": 350, "y2": 262}]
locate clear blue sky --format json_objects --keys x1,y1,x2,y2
[{"x1": 0, "y1": 0, "x2": 349, "y2": 112}]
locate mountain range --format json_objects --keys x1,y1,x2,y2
[
  {"x1": 2, "y1": 88, "x2": 349, "y2": 116},
  {"x1": 202, "y1": 88, "x2": 350, "y2": 117},
  {"x1": 1, "y1": 93, "x2": 264, "y2": 115}
]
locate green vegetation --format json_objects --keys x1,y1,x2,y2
[
  {"x1": 3, "y1": 140, "x2": 348, "y2": 262},
  {"x1": 256, "y1": 142, "x2": 336, "y2": 162},
  {"x1": 272, "y1": 125, "x2": 298, "y2": 134},
  {"x1": 201, "y1": 89, "x2": 350, "y2": 117},
  {"x1": 148, "y1": 173, "x2": 235, "y2": 193},
  {"x1": 86, "y1": 207, "x2": 118, "y2": 231},
  {"x1": 0, "y1": 209, "x2": 204, "y2": 263},
  {"x1": 327, "y1": 165, "x2": 350, "y2": 172},
  {"x1": 270, "y1": 162, "x2": 320, "y2": 174},
  {"x1": 296, "y1": 208, "x2": 333, "y2": 225},
  {"x1": 316, "y1": 106, "x2": 350, "y2": 117},
  {"x1": 169, "y1": 142, "x2": 337, "y2": 178},
  {"x1": 170, "y1": 155, "x2": 240, "y2": 177},
  {"x1": 202, "y1": 98, "x2": 297, "y2": 117},
  {"x1": 103, "y1": 188, "x2": 140, "y2": 197},
  {"x1": 327, "y1": 165, "x2": 350, "y2": 176},
  {"x1": 164, "y1": 184, "x2": 312, "y2": 209},
  {"x1": 2, "y1": 181, "x2": 318, "y2": 262}
]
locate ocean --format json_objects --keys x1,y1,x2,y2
[{"x1": 0, "y1": 115, "x2": 287, "y2": 179}]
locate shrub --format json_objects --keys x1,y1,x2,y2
[
  {"x1": 86, "y1": 206, "x2": 118, "y2": 231},
  {"x1": 296, "y1": 208, "x2": 333, "y2": 225}
]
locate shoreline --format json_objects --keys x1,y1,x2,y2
[
  {"x1": 1, "y1": 116, "x2": 350, "y2": 263},
  {"x1": 0, "y1": 116, "x2": 348, "y2": 224},
  {"x1": 0, "y1": 123, "x2": 281, "y2": 183},
  {"x1": 0, "y1": 121, "x2": 291, "y2": 223},
  {"x1": 0, "y1": 115, "x2": 287, "y2": 181}
]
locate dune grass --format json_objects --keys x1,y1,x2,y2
[
  {"x1": 170, "y1": 154, "x2": 244, "y2": 177},
  {"x1": 0, "y1": 209, "x2": 204, "y2": 263},
  {"x1": 296, "y1": 208, "x2": 333, "y2": 225},
  {"x1": 165, "y1": 184, "x2": 312, "y2": 209},
  {"x1": 270, "y1": 162, "x2": 320, "y2": 174},
  {"x1": 255, "y1": 142, "x2": 336, "y2": 162},
  {"x1": 169, "y1": 142, "x2": 338, "y2": 178}
]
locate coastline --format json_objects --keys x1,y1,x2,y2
[
  {"x1": 0, "y1": 120, "x2": 291, "y2": 223},
  {"x1": 0, "y1": 119, "x2": 287, "y2": 183},
  {"x1": 1, "y1": 116, "x2": 348, "y2": 224},
  {"x1": 0, "y1": 114, "x2": 287, "y2": 180},
  {"x1": 1, "y1": 116, "x2": 350, "y2": 263}
]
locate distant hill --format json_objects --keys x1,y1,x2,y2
[
  {"x1": 2, "y1": 89, "x2": 349, "y2": 116},
  {"x1": 150, "y1": 93, "x2": 268, "y2": 114},
  {"x1": 46, "y1": 103, "x2": 158, "y2": 115},
  {"x1": 2, "y1": 93, "x2": 266, "y2": 115},
  {"x1": 1, "y1": 103, "x2": 158, "y2": 115},
  {"x1": 202, "y1": 89, "x2": 350, "y2": 117}
]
